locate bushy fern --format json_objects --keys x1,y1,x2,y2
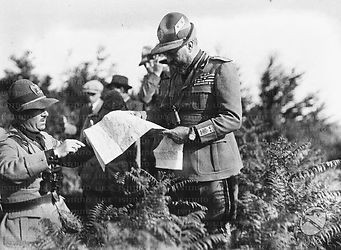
[
  {"x1": 233, "y1": 131, "x2": 341, "y2": 250},
  {"x1": 28, "y1": 168, "x2": 229, "y2": 250}
]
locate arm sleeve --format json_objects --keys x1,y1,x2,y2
[
  {"x1": 0, "y1": 141, "x2": 49, "y2": 182},
  {"x1": 194, "y1": 62, "x2": 242, "y2": 143}
]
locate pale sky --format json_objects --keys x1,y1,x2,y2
[{"x1": 1, "y1": 0, "x2": 341, "y2": 123}]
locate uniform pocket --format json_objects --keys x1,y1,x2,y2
[
  {"x1": 210, "y1": 139, "x2": 236, "y2": 172},
  {"x1": 4, "y1": 216, "x2": 41, "y2": 243},
  {"x1": 190, "y1": 84, "x2": 213, "y2": 110}
]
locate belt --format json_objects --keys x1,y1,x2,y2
[
  {"x1": 1, "y1": 193, "x2": 53, "y2": 213},
  {"x1": 180, "y1": 112, "x2": 213, "y2": 126}
]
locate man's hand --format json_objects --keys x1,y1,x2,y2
[
  {"x1": 162, "y1": 126, "x2": 190, "y2": 144},
  {"x1": 54, "y1": 139, "x2": 86, "y2": 158},
  {"x1": 144, "y1": 55, "x2": 164, "y2": 77}
]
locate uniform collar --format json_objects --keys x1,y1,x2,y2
[
  {"x1": 182, "y1": 50, "x2": 208, "y2": 80},
  {"x1": 12, "y1": 125, "x2": 46, "y2": 150}
]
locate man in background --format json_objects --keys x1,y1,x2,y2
[
  {"x1": 79, "y1": 89, "x2": 137, "y2": 213},
  {"x1": 106, "y1": 74, "x2": 143, "y2": 168},
  {"x1": 138, "y1": 47, "x2": 170, "y2": 174},
  {"x1": 63, "y1": 80, "x2": 104, "y2": 139},
  {"x1": 138, "y1": 46, "x2": 170, "y2": 111},
  {"x1": 107, "y1": 74, "x2": 143, "y2": 111}
]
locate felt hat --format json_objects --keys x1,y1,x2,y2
[
  {"x1": 109, "y1": 75, "x2": 132, "y2": 90},
  {"x1": 7, "y1": 79, "x2": 58, "y2": 113},
  {"x1": 151, "y1": 12, "x2": 196, "y2": 55}
]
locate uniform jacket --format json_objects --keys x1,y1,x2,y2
[
  {"x1": 0, "y1": 127, "x2": 93, "y2": 245},
  {"x1": 147, "y1": 50, "x2": 243, "y2": 181},
  {"x1": 0, "y1": 127, "x2": 60, "y2": 204},
  {"x1": 0, "y1": 127, "x2": 64, "y2": 245}
]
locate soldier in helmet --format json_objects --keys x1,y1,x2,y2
[
  {"x1": 0, "y1": 79, "x2": 94, "y2": 247},
  {"x1": 144, "y1": 12, "x2": 244, "y2": 232}
]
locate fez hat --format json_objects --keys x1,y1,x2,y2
[
  {"x1": 151, "y1": 12, "x2": 197, "y2": 55},
  {"x1": 7, "y1": 79, "x2": 59, "y2": 113},
  {"x1": 83, "y1": 80, "x2": 104, "y2": 94},
  {"x1": 109, "y1": 75, "x2": 132, "y2": 90}
]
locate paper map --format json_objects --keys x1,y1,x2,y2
[
  {"x1": 153, "y1": 136, "x2": 183, "y2": 170},
  {"x1": 84, "y1": 111, "x2": 183, "y2": 171}
]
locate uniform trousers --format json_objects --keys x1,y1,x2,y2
[{"x1": 169, "y1": 175, "x2": 238, "y2": 233}]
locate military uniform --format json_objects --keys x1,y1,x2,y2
[
  {"x1": 148, "y1": 50, "x2": 243, "y2": 179},
  {"x1": 0, "y1": 128, "x2": 69, "y2": 246},
  {"x1": 147, "y1": 50, "x2": 243, "y2": 231},
  {"x1": 0, "y1": 79, "x2": 93, "y2": 247}
]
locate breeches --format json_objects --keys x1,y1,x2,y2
[{"x1": 170, "y1": 175, "x2": 238, "y2": 232}]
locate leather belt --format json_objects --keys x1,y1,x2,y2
[
  {"x1": 1, "y1": 193, "x2": 53, "y2": 213},
  {"x1": 180, "y1": 113, "x2": 212, "y2": 126}
]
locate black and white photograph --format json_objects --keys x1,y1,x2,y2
[{"x1": 1, "y1": 0, "x2": 341, "y2": 249}]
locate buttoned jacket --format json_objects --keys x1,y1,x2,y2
[
  {"x1": 0, "y1": 127, "x2": 61, "y2": 221},
  {"x1": 147, "y1": 51, "x2": 243, "y2": 181}
]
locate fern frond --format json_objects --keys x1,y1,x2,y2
[
  {"x1": 283, "y1": 142, "x2": 311, "y2": 167},
  {"x1": 311, "y1": 224, "x2": 341, "y2": 247},
  {"x1": 171, "y1": 200, "x2": 207, "y2": 211},
  {"x1": 57, "y1": 208, "x2": 83, "y2": 233},
  {"x1": 183, "y1": 210, "x2": 207, "y2": 223},
  {"x1": 85, "y1": 201, "x2": 105, "y2": 230},
  {"x1": 181, "y1": 225, "x2": 207, "y2": 244},
  {"x1": 291, "y1": 160, "x2": 341, "y2": 182},
  {"x1": 188, "y1": 233, "x2": 229, "y2": 250},
  {"x1": 311, "y1": 190, "x2": 341, "y2": 204},
  {"x1": 169, "y1": 178, "x2": 197, "y2": 193}
]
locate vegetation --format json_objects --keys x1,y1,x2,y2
[{"x1": 1, "y1": 51, "x2": 341, "y2": 249}]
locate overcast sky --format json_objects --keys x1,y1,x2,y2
[{"x1": 1, "y1": 0, "x2": 341, "y2": 123}]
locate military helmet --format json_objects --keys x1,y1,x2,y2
[
  {"x1": 7, "y1": 79, "x2": 59, "y2": 114},
  {"x1": 151, "y1": 12, "x2": 196, "y2": 55}
]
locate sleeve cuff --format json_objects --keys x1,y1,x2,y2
[{"x1": 194, "y1": 120, "x2": 217, "y2": 143}]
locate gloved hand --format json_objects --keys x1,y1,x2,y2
[{"x1": 162, "y1": 126, "x2": 190, "y2": 144}]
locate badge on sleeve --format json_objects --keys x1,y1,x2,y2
[{"x1": 197, "y1": 125, "x2": 215, "y2": 137}]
